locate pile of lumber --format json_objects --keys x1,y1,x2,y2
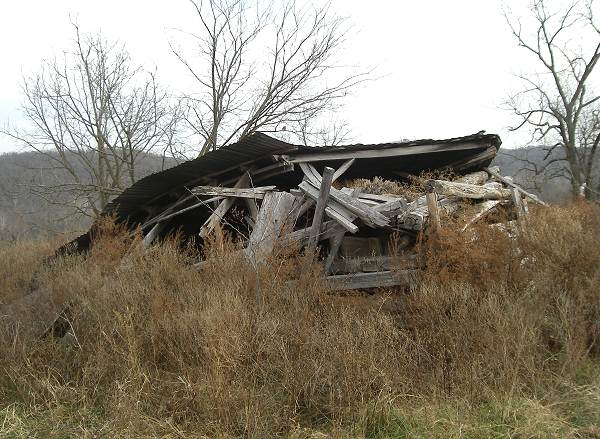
[{"x1": 140, "y1": 161, "x2": 546, "y2": 292}]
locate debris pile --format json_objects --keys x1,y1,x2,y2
[
  {"x1": 4, "y1": 131, "x2": 551, "y2": 337},
  {"x1": 72, "y1": 130, "x2": 542, "y2": 291}
]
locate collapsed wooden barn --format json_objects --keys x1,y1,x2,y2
[{"x1": 53, "y1": 130, "x2": 544, "y2": 292}]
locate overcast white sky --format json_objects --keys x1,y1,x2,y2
[{"x1": 0, "y1": 0, "x2": 565, "y2": 153}]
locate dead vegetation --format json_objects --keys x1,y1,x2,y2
[{"x1": 1, "y1": 203, "x2": 600, "y2": 437}]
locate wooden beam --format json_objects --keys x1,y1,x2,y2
[
  {"x1": 142, "y1": 223, "x2": 163, "y2": 247},
  {"x1": 142, "y1": 195, "x2": 223, "y2": 229},
  {"x1": 426, "y1": 180, "x2": 512, "y2": 200},
  {"x1": 426, "y1": 192, "x2": 442, "y2": 232},
  {"x1": 298, "y1": 181, "x2": 359, "y2": 233},
  {"x1": 199, "y1": 173, "x2": 250, "y2": 238},
  {"x1": 398, "y1": 196, "x2": 462, "y2": 231},
  {"x1": 307, "y1": 167, "x2": 335, "y2": 253},
  {"x1": 300, "y1": 163, "x2": 389, "y2": 228},
  {"x1": 323, "y1": 270, "x2": 417, "y2": 291},
  {"x1": 323, "y1": 188, "x2": 360, "y2": 273},
  {"x1": 512, "y1": 188, "x2": 526, "y2": 222},
  {"x1": 329, "y1": 255, "x2": 419, "y2": 275},
  {"x1": 332, "y1": 158, "x2": 356, "y2": 181},
  {"x1": 190, "y1": 185, "x2": 276, "y2": 199},
  {"x1": 374, "y1": 197, "x2": 408, "y2": 218},
  {"x1": 283, "y1": 142, "x2": 488, "y2": 163},
  {"x1": 485, "y1": 167, "x2": 549, "y2": 206}
]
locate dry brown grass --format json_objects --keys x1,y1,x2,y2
[{"x1": 1, "y1": 203, "x2": 600, "y2": 437}]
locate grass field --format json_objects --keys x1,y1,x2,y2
[{"x1": 1, "y1": 202, "x2": 599, "y2": 438}]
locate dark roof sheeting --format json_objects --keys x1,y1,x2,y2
[{"x1": 103, "y1": 132, "x2": 296, "y2": 221}]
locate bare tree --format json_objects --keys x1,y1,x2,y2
[
  {"x1": 171, "y1": 0, "x2": 367, "y2": 156},
  {"x1": 2, "y1": 25, "x2": 181, "y2": 218},
  {"x1": 505, "y1": 0, "x2": 600, "y2": 198}
]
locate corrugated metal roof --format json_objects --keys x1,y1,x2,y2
[{"x1": 103, "y1": 132, "x2": 296, "y2": 222}]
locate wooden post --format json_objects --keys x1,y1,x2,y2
[
  {"x1": 426, "y1": 191, "x2": 441, "y2": 233},
  {"x1": 512, "y1": 188, "x2": 526, "y2": 222},
  {"x1": 306, "y1": 166, "x2": 335, "y2": 253}
]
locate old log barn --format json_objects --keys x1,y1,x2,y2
[{"x1": 5, "y1": 131, "x2": 547, "y2": 337}]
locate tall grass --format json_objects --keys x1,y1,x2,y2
[{"x1": 1, "y1": 203, "x2": 599, "y2": 438}]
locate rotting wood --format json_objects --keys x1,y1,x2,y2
[
  {"x1": 322, "y1": 270, "x2": 418, "y2": 291},
  {"x1": 323, "y1": 188, "x2": 359, "y2": 273},
  {"x1": 190, "y1": 185, "x2": 275, "y2": 199},
  {"x1": 199, "y1": 173, "x2": 250, "y2": 238},
  {"x1": 329, "y1": 254, "x2": 419, "y2": 274},
  {"x1": 461, "y1": 200, "x2": 503, "y2": 231},
  {"x1": 375, "y1": 197, "x2": 409, "y2": 218},
  {"x1": 298, "y1": 181, "x2": 359, "y2": 233},
  {"x1": 307, "y1": 167, "x2": 335, "y2": 253},
  {"x1": 142, "y1": 223, "x2": 163, "y2": 248},
  {"x1": 512, "y1": 188, "x2": 526, "y2": 222},
  {"x1": 485, "y1": 167, "x2": 549, "y2": 206},
  {"x1": 332, "y1": 158, "x2": 356, "y2": 181},
  {"x1": 300, "y1": 163, "x2": 390, "y2": 228},
  {"x1": 245, "y1": 191, "x2": 299, "y2": 264},
  {"x1": 426, "y1": 180, "x2": 512, "y2": 200},
  {"x1": 302, "y1": 180, "x2": 389, "y2": 228},
  {"x1": 426, "y1": 191, "x2": 442, "y2": 232},
  {"x1": 398, "y1": 196, "x2": 462, "y2": 231},
  {"x1": 453, "y1": 168, "x2": 494, "y2": 185}
]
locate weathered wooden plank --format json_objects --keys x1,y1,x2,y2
[
  {"x1": 298, "y1": 181, "x2": 359, "y2": 233},
  {"x1": 300, "y1": 163, "x2": 390, "y2": 228},
  {"x1": 485, "y1": 167, "x2": 549, "y2": 206},
  {"x1": 426, "y1": 192, "x2": 442, "y2": 232},
  {"x1": 245, "y1": 191, "x2": 299, "y2": 264},
  {"x1": 355, "y1": 193, "x2": 403, "y2": 203},
  {"x1": 332, "y1": 158, "x2": 356, "y2": 181},
  {"x1": 397, "y1": 196, "x2": 462, "y2": 231},
  {"x1": 199, "y1": 173, "x2": 250, "y2": 238},
  {"x1": 512, "y1": 188, "x2": 526, "y2": 222},
  {"x1": 323, "y1": 270, "x2": 417, "y2": 291},
  {"x1": 281, "y1": 220, "x2": 346, "y2": 247},
  {"x1": 329, "y1": 255, "x2": 419, "y2": 274},
  {"x1": 426, "y1": 180, "x2": 512, "y2": 200},
  {"x1": 142, "y1": 223, "x2": 163, "y2": 247},
  {"x1": 323, "y1": 188, "x2": 360, "y2": 273},
  {"x1": 374, "y1": 198, "x2": 409, "y2": 218},
  {"x1": 324, "y1": 231, "x2": 345, "y2": 273},
  {"x1": 190, "y1": 185, "x2": 276, "y2": 199},
  {"x1": 453, "y1": 169, "x2": 491, "y2": 185},
  {"x1": 307, "y1": 167, "x2": 335, "y2": 253}
]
